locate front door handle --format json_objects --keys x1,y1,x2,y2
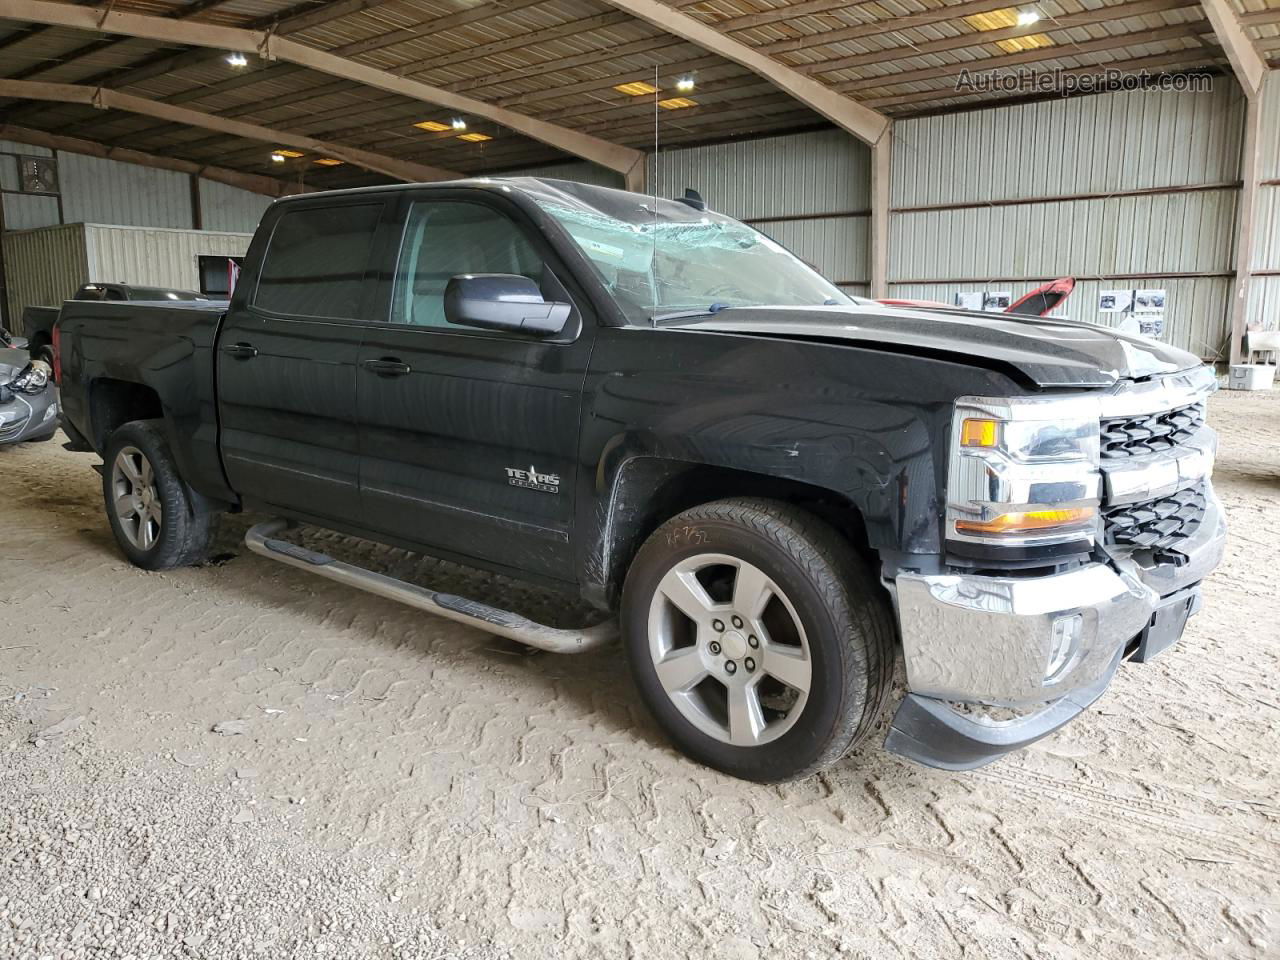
[
  {"x1": 222, "y1": 342, "x2": 258, "y2": 359},
  {"x1": 361, "y1": 358, "x2": 412, "y2": 377}
]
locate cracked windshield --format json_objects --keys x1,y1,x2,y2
[{"x1": 531, "y1": 185, "x2": 851, "y2": 324}]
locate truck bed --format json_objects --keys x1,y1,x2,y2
[{"x1": 56, "y1": 298, "x2": 230, "y2": 503}]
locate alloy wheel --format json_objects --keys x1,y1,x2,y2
[
  {"x1": 111, "y1": 446, "x2": 162, "y2": 551},
  {"x1": 646, "y1": 552, "x2": 812, "y2": 747}
]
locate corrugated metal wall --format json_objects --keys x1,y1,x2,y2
[
  {"x1": 199, "y1": 179, "x2": 276, "y2": 233},
  {"x1": 84, "y1": 224, "x2": 252, "y2": 291},
  {"x1": 893, "y1": 88, "x2": 1243, "y2": 205},
  {"x1": 1, "y1": 140, "x2": 273, "y2": 236},
  {"x1": 648, "y1": 130, "x2": 872, "y2": 290},
  {"x1": 1, "y1": 223, "x2": 88, "y2": 324},
  {"x1": 890, "y1": 86, "x2": 1247, "y2": 358},
  {"x1": 58, "y1": 151, "x2": 194, "y2": 229},
  {"x1": 1248, "y1": 71, "x2": 1280, "y2": 333}
]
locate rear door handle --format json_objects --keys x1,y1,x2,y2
[
  {"x1": 222, "y1": 342, "x2": 258, "y2": 359},
  {"x1": 361, "y1": 358, "x2": 412, "y2": 377}
]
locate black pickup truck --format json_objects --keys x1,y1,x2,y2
[
  {"x1": 22, "y1": 282, "x2": 209, "y2": 365},
  {"x1": 54, "y1": 178, "x2": 1226, "y2": 781}
]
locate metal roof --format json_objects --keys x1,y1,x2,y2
[{"x1": 0, "y1": 0, "x2": 1271, "y2": 191}]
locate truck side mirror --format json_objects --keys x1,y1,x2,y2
[{"x1": 444, "y1": 274, "x2": 571, "y2": 336}]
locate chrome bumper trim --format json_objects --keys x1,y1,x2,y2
[
  {"x1": 896, "y1": 562, "x2": 1153, "y2": 705},
  {"x1": 1096, "y1": 364, "x2": 1217, "y2": 418},
  {"x1": 1101, "y1": 427, "x2": 1216, "y2": 506},
  {"x1": 896, "y1": 484, "x2": 1226, "y2": 707}
]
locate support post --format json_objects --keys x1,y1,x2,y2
[
  {"x1": 870, "y1": 125, "x2": 892, "y2": 299},
  {"x1": 624, "y1": 155, "x2": 647, "y2": 193},
  {"x1": 1231, "y1": 94, "x2": 1260, "y2": 365},
  {"x1": 0, "y1": 186, "x2": 9, "y2": 331},
  {"x1": 189, "y1": 173, "x2": 203, "y2": 230}
]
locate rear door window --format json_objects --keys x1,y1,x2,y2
[{"x1": 253, "y1": 203, "x2": 382, "y2": 320}]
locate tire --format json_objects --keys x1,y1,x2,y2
[
  {"x1": 102, "y1": 420, "x2": 219, "y2": 570},
  {"x1": 622, "y1": 498, "x2": 894, "y2": 782}
]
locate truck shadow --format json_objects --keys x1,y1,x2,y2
[{"x1": 195, "y1": 514, "x2": 913, "y2": 786}]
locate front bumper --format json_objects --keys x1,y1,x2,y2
[
  {"x1": 886, "y1": 486, "x2": 1226, "y2": 770},
  {"x1": 0, "y1": 391, "x2": 59, "y2": 444}
]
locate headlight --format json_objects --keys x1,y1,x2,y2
[
  {"x1": 947, "y1": 395, "x2": 1102, "y2": 549},
  {"x1": 7, "y1": 360, "x2": 51, "y2": 395}
]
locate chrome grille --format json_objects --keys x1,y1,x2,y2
[
  {"x1": 1099, "y1": 402, "x2": 1205, "y2": 460},
  {"x1": 1095, "y1": 399, "x2": 1203, "y2": 458},
  {"x1": 0, "y1": 417, "x2": 29, "y2": 441},
  {"x1": 1102, "y1": 483, "x2": 1207, "y2": 564}
]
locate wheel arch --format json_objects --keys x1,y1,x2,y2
[
  {"x1": 87, "y1": 378, "x2": 164, "y2": 452},
  {"x1": 587, "y1": 456, "x2": 878, "y2": 608}
]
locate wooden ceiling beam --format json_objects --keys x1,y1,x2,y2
[
  {"x1": 0, "y1": 122, "x2": 310, "y2": 195},
  {"x1": 593, "y1": 0, "x2": 889, "y2": 145},
  {"x1": 1, "y1": 0, "x2": 354, "y2": 133},
  {"x1": 4, "y1": 0, "x2": 234, "y2": 81},
  {"x1": 0, "y1": 0, "x2": 644, "y2": 178},
  {"x1": 1199, "y1": 0, "x2": 1268, "y2": 97},
  {"x1": 0, "y1": 78, "x2": 460, "y2": 181}
]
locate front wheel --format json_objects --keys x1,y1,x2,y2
[
  {"x1": 102, "y1": 420, "x2": 219, "y2": 570},
  {"x1": 622, "y1": 498, "x2": 895, "y2": 782}
]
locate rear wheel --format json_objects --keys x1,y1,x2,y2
[
  {"x1": 622, "y1": 498, "x2": 894, "y2": 782},
  {"x1": 102, "y1": 420, "x2": 219, "y2": 570}
]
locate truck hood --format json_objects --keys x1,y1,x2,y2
[{"x1": 668, "y1": 304, "x2": 1201, "y2": 388}]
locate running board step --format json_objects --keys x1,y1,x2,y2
[{"x1": 244, "y1": 519, "x2": 617, "y2": 654}]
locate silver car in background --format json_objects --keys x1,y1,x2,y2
[{"x1": 0, "y1": 346, "x2": 58, "y2": 445}]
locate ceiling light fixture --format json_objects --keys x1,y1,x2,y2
[
  {"x1": 675, "y1": 76, "x2": 696, "y2": 93},
  {"x1": 274, "y1": 149, "x2": 304, "y2": 159},
  {"x1": 270, "y1": 152, "x2": 286, "y2": 163},
  {"x1": 225, "y1": 51, "x2": 248, "y2": 67},
  {"x1": 458, "y1": 132, "x2": 492, "y2": 142},
  {"x1": 1016, "y1": 9, "x2": 1042, "y2": 26},
  {"x1": 314, "y1": 158, "x2": 343, "y2": 166},
  {"x1": 615, "y1": 81, "x2": 659, "y2": 96},
  {"x1": 451, "y1": 118, "x2": 468, "y2": 131},
  {"x1": 414, "y1": 120, "x2": 451, "y2": 132},
  {"x1": 657, "y1": 97, "x2": 697, "y2": 110}
]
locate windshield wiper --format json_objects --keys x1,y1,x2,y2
[{"x1": 652, "y1": 303, "x2": 734, "y2": 324}]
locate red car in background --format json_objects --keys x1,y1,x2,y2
[{"x1": 880, "y1": 277, "x2": 1076, "y2": 317}]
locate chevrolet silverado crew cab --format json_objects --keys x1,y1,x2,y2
[{"x1": 54, "y1": 178, "x2": 1226, "y2": 781}]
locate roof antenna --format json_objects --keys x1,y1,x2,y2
[
  {"x1": 675, "y1": 188, "x2": 705, "y2": 211},
  {"x1": 650, "y1": 63, "x2": 659, "y2": 329}
]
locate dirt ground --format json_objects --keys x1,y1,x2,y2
[{"x1": 1, "y1": 389, "x2": 1277, "y2": 960}]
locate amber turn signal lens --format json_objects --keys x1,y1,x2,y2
[
  {"x1": 960, "y1": 417, "x2": 999, "y2": 447},
  {"x1": 955, "y1": 507, "x2": 1096, "y2": 535}
]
